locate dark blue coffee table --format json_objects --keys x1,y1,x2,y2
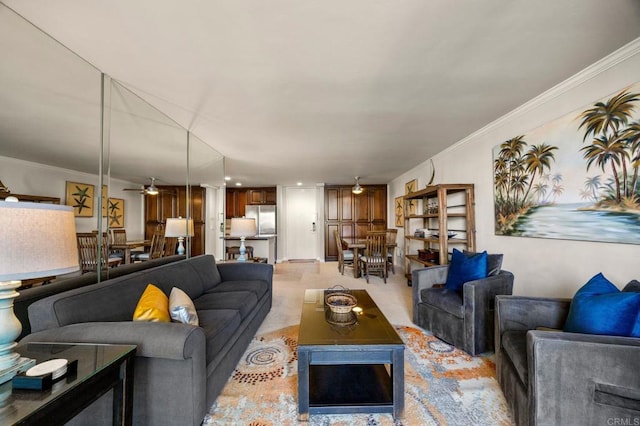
[{"x1": 297, "y1": 289, "x2": 404, "y2": 420}]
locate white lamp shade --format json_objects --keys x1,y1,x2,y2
[
  {"x1": 164, "y1": 217, "x2": 195, "y2": 237},
  {"x1": 229, "y1": 218, "x2": 256, "y2": 237},
  {"x1": 0, "y1": 201, "x2": 79, "y2": 280}
]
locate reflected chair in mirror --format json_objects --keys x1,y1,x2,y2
[
  {"x1": 132, "y1": 230, "x2": 165, "y2": 262},
  {"x1": 358, "y1": 231, "x2": 387, "y2": 283},
  {"x1": 385, "y1": 229, "x2": 398, "y2": 275},
  {"x1": 333, "y1": 229, "x2": 354, "y2": 275},
  {"x1": 164, "y1": 237, "x2": 178, "y2": 257},
  {"x1": 77, "y1": 232, "x2": 121, "y2": 274}
]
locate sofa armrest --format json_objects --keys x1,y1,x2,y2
[
  {"x1": 528, "y1": 330, "x2": 640, "y2": 424},
  {"x1": 217, "y1": 262, "x2": 273, "y2": 285},
  {"x1": 20, "y1": 321, "x2": 205, "y2": 360},
  {"x1": 412, "y1": 265, "x2": 449, "y2": 324}
]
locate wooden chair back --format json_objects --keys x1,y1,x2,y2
[
  {"x1": 359, "y1": 231, "x2": 387, "y2": 283},
  {"x1": 77, "y1": 232, "x2": 120, "y2": 273},
  {"x1": 112, "y1": 229, "x2": 127, "y2": 244},
  {"x1": 385, "y1": 228, "x2": 398, "y2": 274},
  {"x1": 164, "y1": 237, "x2": 178, "y2": 257},
  {"x1": 149, "y1": 231, "x2": 166, "y2": 260}
]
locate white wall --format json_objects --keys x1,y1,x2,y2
[
  {"x1": 0, "y1": 156, "x2": 145, "y2": 238},
  {"x1": 389, "y1": 39, "x2": 640, "y2": 298}
]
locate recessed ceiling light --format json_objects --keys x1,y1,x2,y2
[
  {"x1": 297, "y1": 182, "x2": 302, "y2": 186},
  {"x1": 224, "y1": 176, "x2": 231, "y2": 181},
  {"x1": 235, "y1": 182, "x2": 242, "y2": 186}
]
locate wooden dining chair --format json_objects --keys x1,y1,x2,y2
[
  {"x1": 164, "y1": 237, "x2": 178, "y2": 257},
  {"x1": 358, "y1": 231, "x2": 387, "y2": 283},
  {"x1": 132, "y1": 230, "x2": 165, "y2": 261},
  {"x1": 77, "y1": 232, "x2": 121, "y2": 274},
  {"x1": 386, "y1": 228, "x2": 398, "y2": 275},
  {"x1": 333, "y1": 229, "x2": 354, "y2": 275}
]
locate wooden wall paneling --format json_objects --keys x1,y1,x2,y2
[{"x1": 324, "y1": 184, "x2": 387, "y2": 260}]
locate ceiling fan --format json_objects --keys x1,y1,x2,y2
[{"x1": 123, "y1": 177, "x2": 161, "y2": 195}]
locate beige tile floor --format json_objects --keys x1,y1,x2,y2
[{"x1": 257, "y1": 261, "x2": 414, "y2": 334}]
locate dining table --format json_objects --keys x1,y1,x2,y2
[
  {"x1": 110, "y1": 240, "x2": 150, "y2": 264},
  {"x1": 345, "y1": 239, "x2": 397, "y2": 279}
]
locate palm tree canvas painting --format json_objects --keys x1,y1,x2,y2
[{"x1": 493, "y1": 82, "x2": 640, "y2": 244}]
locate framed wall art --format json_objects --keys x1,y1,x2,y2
[
  {"x1": 107, "y1": 198, "x2": 125, "y2": 228},
  {"x1": 405, "y1": 179, "x2": 418, "y2": 215},
  {"x1": 394, "y1": 196, "x2": 404, "y2": 227},
  {"x1": 65, "y1": 181, "x2": 94, "y2": 217},
  {"x1": 493, "y1": 82, "x2": 640, "y2": 244}
]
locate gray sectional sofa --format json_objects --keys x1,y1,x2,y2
[{"x1": 21, "y1": 254, "x2": 273, "y2": 426}]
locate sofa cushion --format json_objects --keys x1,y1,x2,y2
[
  {"x1": 623, "y1": 280, "x2": 640, "y2": 293},
  {"x1": 195, "y1": 291, "x2": 258, "y2": 320},
  {"x1": 198, "y1": 309, "x2": 242, "y2": 366},
  {"x1": 564, "y1": 273, "x2": 640, "y2": 337},
  {"x1": 501, "y1": 330, "x2": 528, "y2": 386},
  {"x1": 421, "y1": 288, "x2": 464, "y2": 318},
  {"x1": 204, "y1": 280, "x2": 269, "y2": 301},
  {"x1": 133, "y1": 284, "x2": 170, "y2": 322},
  {"x1": 445, "y1": 249, "x2": 488, "y2": 292}
]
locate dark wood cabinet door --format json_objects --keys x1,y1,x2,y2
[
  {"x1": 247, "y1": 189, "x2": 263, "y2": 204},
  {"x1": 324, "y1": 184, "x2": 386, "y2": 260},
  {"x1": 265, "y1": 188, "x2": 277, "y2": 204}
]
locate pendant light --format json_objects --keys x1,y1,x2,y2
[{"x1": 352, "y1": 176, "x2": 363, "y2": 194}]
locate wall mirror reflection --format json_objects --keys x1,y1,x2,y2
[{"x1": 0, "y1": 4, "x2": 225, "y2": 289}]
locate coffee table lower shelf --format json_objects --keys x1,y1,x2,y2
[{"x1": 308, "y1": 364, "x2": 393, "y2": 414}]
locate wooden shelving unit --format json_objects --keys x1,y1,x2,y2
[{"x1": 403, "y1": 184, "x2": 476, "y2": 285}]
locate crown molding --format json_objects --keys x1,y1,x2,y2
[{"x1": 444, "y1": 36, "x2": 640, "y2": 154}]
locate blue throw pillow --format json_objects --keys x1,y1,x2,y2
[
  {"x1": 564, "y1": 273, "x2": 640, "y2": 337},
  {"x1": 444, "y1": 249, "x2": 488, "y2": 292}
]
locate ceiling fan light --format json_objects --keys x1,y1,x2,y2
[
  {"x1": 146, "y1": 186, "x2": 159, "y2": 195},
  {"x1": 352, "y1": 176, "x2": 364, "y2": 194}
]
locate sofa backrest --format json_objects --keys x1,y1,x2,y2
[
  {"x1": 16, "y1": 255, "x2": 186, "y2": 339},
  {"x1": 28, "y1": 255, "x2": 222, "y2": 333}
]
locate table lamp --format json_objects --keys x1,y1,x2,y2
[
  {"x1": 165, "y1": 217, "x2": 194, "y2": 256},
  {"x1": 0, "y1": 200, "x2": 79, "y2": 383},
  {"x1": 229, "y1": 218, "x2": 256, "y2": 262}
]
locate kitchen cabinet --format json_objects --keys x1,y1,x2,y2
[
  {"x1": 403, "y1": 184, "x2": 476, "y2": 285},
  {"x1": 247, "y1": 188, "x2": 276, "y2": 205},
  {"x1": 144, "y1": 185, "x2": 206, "y2": 256}
]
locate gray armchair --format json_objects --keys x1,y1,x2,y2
[
  {"x1": 496, "y1": 290, "x2": 640, "y2": 426},
  {"x1": 412, "y1": 257, "x2": 514, "y2": 355}
]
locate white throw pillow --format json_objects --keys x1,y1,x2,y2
[{"x1": 169, "y1": 287, "x2": 199, "y2": 326}]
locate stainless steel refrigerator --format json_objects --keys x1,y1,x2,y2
[{"x1": 244, "y1": 205, "x2": 276, "y2": 236}]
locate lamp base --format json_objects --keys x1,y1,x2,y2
[
  {"x1": 0, "y1": 356, "x2": 35, "y2": 384},
  {"x1": 177, "y1": 237, "x2": 185, "y2": 256},
  {"x1": 238, "y1": 237, "x2": 247, "y2": 262}
]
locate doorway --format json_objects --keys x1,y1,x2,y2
[{"x1": 284, "y1": 187, "x2": 318, "y2": 261}]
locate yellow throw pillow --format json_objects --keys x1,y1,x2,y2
[
  {"x1": 133, "y1": 284, "x2": 170, "y2": 322},
  {"x1": 169, "y1": 287, "x2": 199, "y2": 326}
]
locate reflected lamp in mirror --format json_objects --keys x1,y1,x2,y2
[
  {"x1": 165, "y1": 217, "x2": 194, "y2": 256},
  {"x1": 229, "y1": 218, "x2": 256, "y2": 262},
  {"x1": 0, "y1": 201, "x2": 79, "y2": 383}
]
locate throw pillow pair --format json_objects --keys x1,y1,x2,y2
[
  {"x1": 133, "y1": 284, "x2": 199, "y2": 326},
  {"x1": 564, "y1": 273, "x2": 640, "y2": 337},
  {"x1": 444, "y1": 248, "x2": 491, "y2": 292}
]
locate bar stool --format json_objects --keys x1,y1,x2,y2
[{"x1": 226, "y1": 246, "x2": 253, "y2": 260}]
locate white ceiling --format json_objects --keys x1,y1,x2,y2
[{"x1": 3, "y1": 0, "x2": 640, "y2": 187}]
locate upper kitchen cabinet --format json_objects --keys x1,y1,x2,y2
[
  {"x1": 226, "y1": 187, "x2": 277, "y2": 218},
  {"x1": 247, "y1": 188, "x2": 277, "y2": 205}
]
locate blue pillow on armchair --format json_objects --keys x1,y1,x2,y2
[
  {"x1": 564, "y1": 273, "x2": 640, "y2": 337},
  {"x1": 444, "y1": 249, "x2": 488, "y2": 292}
]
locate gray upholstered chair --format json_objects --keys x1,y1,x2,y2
[
  {"x1": 412, "y1": 253, "x2": 514, "y2": 355},
  {"x1": 495, "y1": 281, "x2": 640, "y2": 426}
]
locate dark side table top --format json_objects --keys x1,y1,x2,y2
[{"x1": 1, "y1": 342, "x2": 136, "y2": 425}]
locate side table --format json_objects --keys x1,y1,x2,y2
[{"x1": 1, "y1": 342, "x2": 136, "y2": 425}]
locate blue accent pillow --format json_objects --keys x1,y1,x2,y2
[
  {"x1": 564, "y1": 273, "x2": 640, "y2": 337},
  {"x1": 444, "y1": 249, "x2": 488, "y2": 292}
]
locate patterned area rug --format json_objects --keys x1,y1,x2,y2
[{"x1": 204, "y1": 325, "x2": 513, "y2": 425}]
